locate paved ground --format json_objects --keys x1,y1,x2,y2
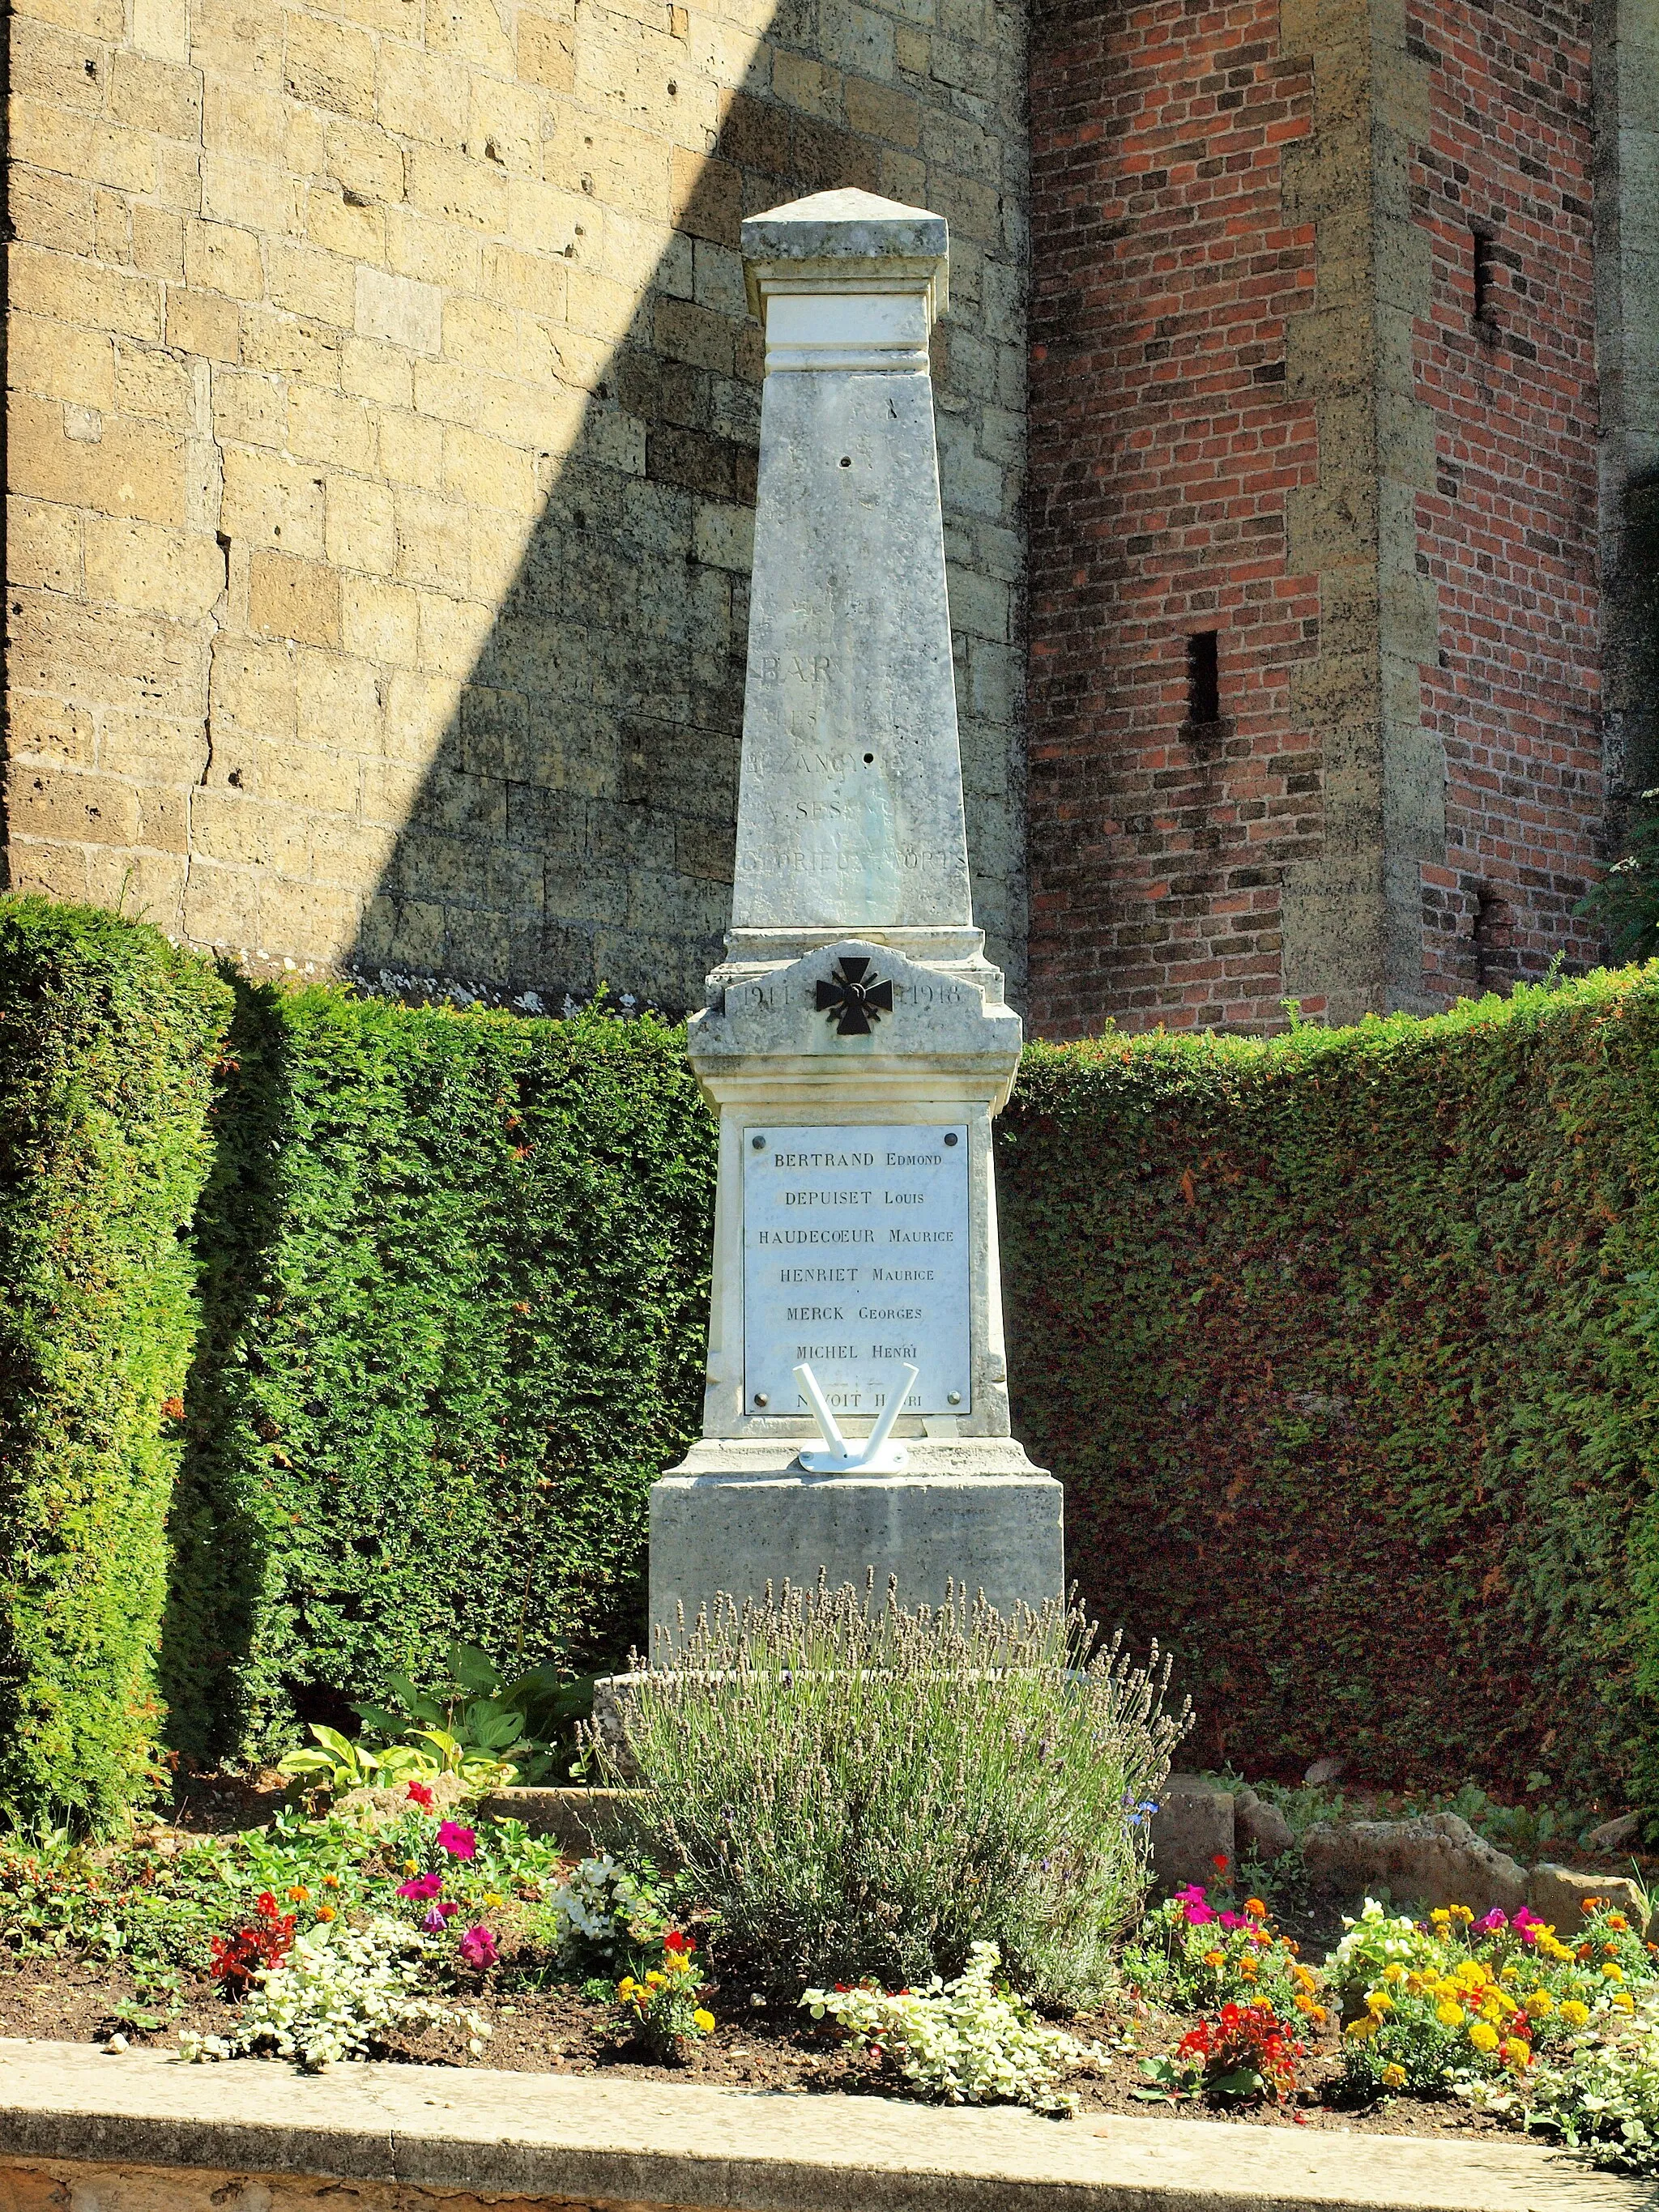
[{"x1": 0, "y1": 2037, "x2": 1642, "y2": 2212}]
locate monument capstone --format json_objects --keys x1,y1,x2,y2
[{"x1": 648, "y1": 188, "x2": 1064, "y2": 1633}]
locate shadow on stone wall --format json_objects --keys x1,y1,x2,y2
[{"x1": 348, "y1": 43, "x2": 946, "y2": 1017}]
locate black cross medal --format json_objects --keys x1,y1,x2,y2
[{"x1": 816, "y1": 956, "x2": 893, "y2": 1037}]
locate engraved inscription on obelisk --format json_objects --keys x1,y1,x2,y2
[{"x1": 742, "y1": 1124, "x2": 971, "y2": 1416}]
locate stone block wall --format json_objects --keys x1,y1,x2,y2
[{"x1": 4, "y1": 0, "x2": 1030, "y2": 1014}]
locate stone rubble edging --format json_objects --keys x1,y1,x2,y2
[{"x1": 0, "y1": 2038, "x2": 1643, "y2": 2212}]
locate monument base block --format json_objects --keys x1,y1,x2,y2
[{"x1": 648, "y1": 1438, "x2": 1064, "y2": 1640}]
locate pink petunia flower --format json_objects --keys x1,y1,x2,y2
[
  {"x1": 436, "y1": 1821, "x2": 477, "y2": 1860},
  {"x1": 1474, "y1": 1908, "x2": 1509, "y2": 1933},
  {"x1": 398, "y1": 1872, "x2": 443, "y2": 1901},
  {"x1": 1173, "y1": 1886, "x2": 1218, "y2": 1927},
  {"x1": 458, "y1": 1923, "x2": 498, "y2": 1969}
]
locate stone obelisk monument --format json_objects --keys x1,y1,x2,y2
[{"x1": 648, "y1": 189, "x2": 1063, "y2": 1634}]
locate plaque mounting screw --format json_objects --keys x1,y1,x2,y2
[
  {"x1": 753, "y1": 1393, "x2": 768, "y2": 1407},
  {"x1": 947, "y1": 1392, "x2": 962, "y2": 1404},
  {"x1": 751, "y1": 1133, "x2": 766, "y2": 1149},
  {"x1": 944, "y1": 1132, "x2": 959, "y2": 1146}
]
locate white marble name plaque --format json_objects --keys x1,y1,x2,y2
[{"x1": 743, "y1": 1123, "x2": 970, "y2": 1419}]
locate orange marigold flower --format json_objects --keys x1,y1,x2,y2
[
  {"x1": 315, "y1": 1904, "x2": 336, "y2": 1921},
  {"x1": 1244, "y1": 1898, "x2": 1268, "y2": 1918},
  {"x1": 287, "y1": 1886, "x2": 310, "y2": 1903}
]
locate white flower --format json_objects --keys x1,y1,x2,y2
[
  {"x1": 177, "y1": 1918, "x2": 488, "y2": 2073},
  {"x1": 801, "y1": 1942, "x2": 1103, "y2": 2115}
]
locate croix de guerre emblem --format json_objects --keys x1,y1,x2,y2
[{"x1": 816, "y1": 956, "x2": 893, "y2": 1037}]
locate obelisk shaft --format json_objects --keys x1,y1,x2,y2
[{"x1": 730, "y1": 191, "x2": 972, "y2": 950}]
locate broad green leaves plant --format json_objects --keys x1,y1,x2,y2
[
  {"x1": 351, "y1": 1642, "x2": 560, "y2": 1785},
  {"x1": 275, "y1": 1724, "x2": 440, "y2": 1792}
]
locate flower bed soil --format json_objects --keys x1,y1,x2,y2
[{"x1": 0, "y1": 1947, "x2": 1519, "y2": 2143}]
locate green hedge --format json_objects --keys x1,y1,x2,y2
[
  {"x1": 998, "y1": 972, "x2": 1659, "y2": 1810},
  {"x1": 163, "y1": 983, "x2": 714, "y2": 1766},
  {"x1": 0, "y1": 896, "x2": 231, "y2": 1828},
  {"x1": 6, "y1": 889, "x2": 1658, "y2": 1822}
]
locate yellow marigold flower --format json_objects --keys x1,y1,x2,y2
[
  {"x1": 1244, "y1": 1897, "x2": 1268, "y2": 1918},
  {"x1": 1467, "y1": 2022, "x2": 1499, "y2": 2053},
  {"x1": 1346, "y1": 2016, "x2": 1379, "y2": 2041},
  {"x1": 1607, "y1": 1914, "x2": 1630, "y2": 1932},
  {"x1": 1435, "y1": 2002, "x2": 1465, "y2": 2028},
  {"x1": 617, "y1": 1978, "x2": 637, "y2": 1997},
  {"x1": 403, "y1": 1860, "x2": 420, "y2": 1877},
  {"x1": 693, "y1": 2008, "x2": 714, "y2": 2033},
  {"x1": 1367, "y1": 1991, "x2": 1393, "y2": 2014},
  {"x1": 1383, "y1": 1963, "x2": 1405, "y2": 1984},
  {"x1": 1431, "y1": 1908, "x2": 1452, "y2": 1927},
  {"x1": 1381, "y1": 2063, "x2": 1407, "y2": 2090},
  {"x1": 484, "y1": 1891, "x2": 503, "y2": 1908},
  {"x1": 1294, "y1": 1993, "x2": 1315, "y2": 2014},
  {"x1": 1450, "y1": 1904, "x2": 1474, "y2": 1924},
  {"x1": 1501, "y1": 2038, "x2": 1531, "y2": 2070},
  {"x1": 1604, "y1": 1963, "x2": 1626, "y2": 1982},
  {"x1": 1524, "y1": 1990, "x2": 1554, "y2": 2017},
  {"x1": 646, "y1": 1970, "x2": 666, "y2": 1987},
  {"x1": 1559, "y1": 2000, "x2": 1590, "y2": 2026},
  {"x1": 1482, "y1": 1997, "x2": 1508, "y2": 2023},
  {"x1": 1203, "y1": 1950, "x2": 1226, "y2": 1968},
  {"x1": 1614, "y1": 1992, "x2": 1636, "y2": 2012}
]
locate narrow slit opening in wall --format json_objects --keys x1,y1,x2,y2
[
  {"x1": 1473, "y1": 227, "x2": 1497, "y2": 328},
  {"x1": 1187, "y1": 631, "x2": 1220, "y2": 725}
]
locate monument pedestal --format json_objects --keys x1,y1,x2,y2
[
  {"x1": 651, "y1": 1443, "x2": 1061, "y2": 1629},
  {"x1": 646, "y1": 192, "x2": 1064, "y2": 1641}
]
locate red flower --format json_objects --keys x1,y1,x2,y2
[
  {"x1": 1211, "y1": 1854, "x2": 1230, "y2": 1873},
  {"x1": 407, "y1": 1780, "x2": 435, "y2": 1809},
  {"x1": 208, "y1": 1891, "x2": 296, "y2": 1993},
  {"x1": 663, "y1": 1929, "x2": 693, "y2": 1954},
  {"x1": 1176, "y1": 2001, "x2": 1303, "y2": 2105}
]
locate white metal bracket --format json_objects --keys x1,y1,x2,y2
[{"x1": 792, "y1": 1361, "x2": 918, "y2": 1473}]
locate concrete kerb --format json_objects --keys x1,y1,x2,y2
[{"x1": 0, "y1": 2039, "x2": 1642, "y2": 2212}]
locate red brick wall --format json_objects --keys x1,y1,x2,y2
[
  {"x1": 1410, "y1": 0, "x2": 1602, "y2": 999},
  {"x1": 1026, "y1": 0, "x2": 1319, "y2": 1038},
  {"x1": 1026, "y1": 0, "x2": 1605, "y2": 1039}
]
